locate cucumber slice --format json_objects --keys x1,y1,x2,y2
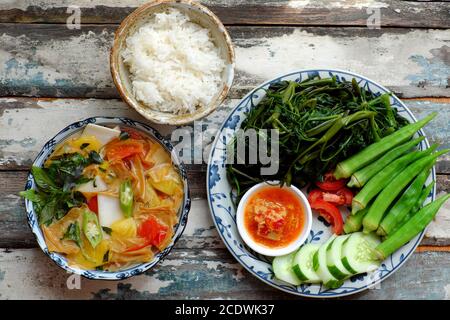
[
  {"x1": 292, "y1": 243, "x2": 321, "y2": 283},
  {"x1": 341, "y1": 232, "x2": 381, "y2": 274},
  {"x1": 313, "y1": 235, "x2": 343, "y2": 288},
  {"x1": 272, "y1": 251, "x2": 301, "y2": 285},
  {"x1": 327, "y1": 235, "x2": 353, "y2": 280}
]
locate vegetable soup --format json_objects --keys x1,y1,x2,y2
[{"x1": 22, "y1": 124, "x2": 183, "y2": 271}]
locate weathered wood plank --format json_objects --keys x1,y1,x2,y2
[
  {"x1": 0, "y1": 24, "x2": 449, "y2": 98},
  {"x1": 0, "y1": 247, "x2": 448, "y2": 299},
  {"x1": 1, "y1": 97, "x2": 448, "y2": 171},
  {"x1": 1, "y1": 176, "x2": 448, "y2": 249},
  {"x1": 0, "y1": 0, "x2": 449, "y2": 28}
]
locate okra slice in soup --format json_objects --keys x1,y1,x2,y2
[{"x1": 82, "y1": 209, "x2": 103, "y2": 248}]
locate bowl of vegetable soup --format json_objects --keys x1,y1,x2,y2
[{"x1": 21, "y1": 117, "x2": 191, "y2": 280}]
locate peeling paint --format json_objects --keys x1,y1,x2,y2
[
  {"x1": 235, "y1": 29, "x2": 450, "y2": 91},
  {"x1": 0, "y1": 98, "x2": 236, "y2": 168},
  {"x1": 406, "y1": 101, "x2": 450, "y2": 150},
  {"x1": 444, "y1": 284, "x2": 450, "y2": 300},
  {"x1": 0, "y1": 248, "x2": 448, "y2": 299},
  {"x1": 0, "y1": 138, "x2": 36, "y2": 148},
  {"x1": 425, "y1": 192, "x2": 450, "y2": 241},
  {"x1": 408, "y1": 46, "x2": 450, "y2": 88},
  {"x1": 0, "y1": 30, "x2": 114, "y2": 96},
  {"x1": 0, "y1": 0, "x2": 148, "y2": 11}
]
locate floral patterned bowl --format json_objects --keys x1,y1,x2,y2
[
  {"x1": 206, "y1": 69, "x2": 435, "y2": 297},
  {"x1": 23, "y1": 117, "x2": 191, "y2": 280}
]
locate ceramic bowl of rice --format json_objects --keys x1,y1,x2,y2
[{"x1": 111, "y1": 0, "x2": 235, "y2": 125}]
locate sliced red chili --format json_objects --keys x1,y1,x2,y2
[
  {"x1": 336, "y1": 187, "x2": 353, "y2": 206},
  {"x1": 308, "y1": 187, "x2": 353, "y2": 207},
  {"x1": 87, "y1": 195, "x2": 98, "y2": 214},
  {"x1": 315, "y1": 171, "x2": 347, "y2": 191},
  {"x1": 310, "y1": 199, "x2": 343, "y2": 235}
]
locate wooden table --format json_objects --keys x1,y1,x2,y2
[{"x1": 0, "y1": 0, "x2": 449, "y2": 300}]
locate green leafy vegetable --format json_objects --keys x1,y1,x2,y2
[
  {"x1": 227, "y1": 76, "x2": 409, "y2": 200},
  {"x1": 20, "y1": 150, "x2": 104, "y2": 225},
  {"x1": 62, "y1": 222, "x2": 82, "y2": 247},
  {"x1": 102, "y1": 226, "x2": 112, "y2": 235},
  {"x1": 31, "y1": 167, "x2": 58, "y2": 192},
  {"x1": 80, "y1": 143, "x2": 90, "y2": 150},
  {"x1": 103, "y1": 250, "x2": 110, "y2": 263},
  {"x1": 119, "y1": 131, "x2": 130, "y2": 140},
  {"x1": 88, "y1": 151, "x2": 103, "y2": 164}
]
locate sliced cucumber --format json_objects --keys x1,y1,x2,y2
[
  {"x1": 327, "y1": 234, "x2": 353, "y2": 280},
  {"x1": 313, "y1": 235, "x2": 343, "y2": 288},
  {"x1": 341, "y1": 232, "x2": 381, "y2": 274},
  {"x1": 292, "y1": 243, "x2": 321, "y2": 283},
  {"x1": 272, "y1": 251, "x2": 301, "y2": 285}
]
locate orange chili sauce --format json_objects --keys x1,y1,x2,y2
[{"x1": 243, "y1": 186, "x2": 305, "y2": 249}]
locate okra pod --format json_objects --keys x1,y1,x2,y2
[
  {"x1": 412, "y1": 180, "x2": 435, "y2": 213},
  {"x1": 343, "y1": 207, "x2": 369, "y2": 234},
  {"x1": 348, "y1": 137, "x2": 424, "y2": 188},
  {"x1": 351, "y1": 145, "x2": 436, "y2": 214},
  {"x1": 334, "y1": 112, "x2": 436, "y2": 179},
  {"x1": 377, "y1": 164, "x2": 432, "y2": 236},
  {"x1": 374, "y1": 193, "x2": 450, "y2": 260},
  {"x1": 362, "y1": 149, "x2": 448, "y2": 233},
  {"x1": 387, "y1": 181, "x2": 436, "y2": 236}
]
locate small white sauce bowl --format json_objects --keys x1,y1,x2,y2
[{"x1": 236, "y1": 181, "x2": 312, "y2": 257}]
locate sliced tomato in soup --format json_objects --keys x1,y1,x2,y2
[
  {"x1": 138, "y1": 216, "x2": 169, "y2": 247},
  {"x1": 105, "y1": 139, "x2": 145, "y2": 161}
]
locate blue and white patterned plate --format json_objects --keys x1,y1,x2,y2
[
  {"x1": 23, "y1": 117, "x2": 191, "y2": 280},
  {"x1": 206, "y1": 69, "x2": 436, "y2": 297}
]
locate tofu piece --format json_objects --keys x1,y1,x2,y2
[
  {"x1": 97, "y1": 194, "x2": 124, "y2": 228},
  {"x1": 76, "y1": 176, "x2": 108, "y2": 193},
  {"x1": 81, "y1": 124, "x2": 120, "y2": 147}
]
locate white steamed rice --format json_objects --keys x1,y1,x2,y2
[{"x1": 122, "y1": 8, "x2": 226, "y2": 114}]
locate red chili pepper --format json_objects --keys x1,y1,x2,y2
[
  {"x1": 308, "y1": 187, "x2": 353, "y2": 207},
  {"x1": 87, "y1": 195, "x2": 98, "y2": 214},
  {"x1": 308, "y1": 189, "x2": 323, "y2": 204},
  {"x1": 315, "y1": 171, "x2": 347, "y2": 191},
  {"x1": 310, "y1": 199, "x2": 344, "y2": 235},
  {"x1": 336, "y1": 187, "x2": 353, "y2": 206}
]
